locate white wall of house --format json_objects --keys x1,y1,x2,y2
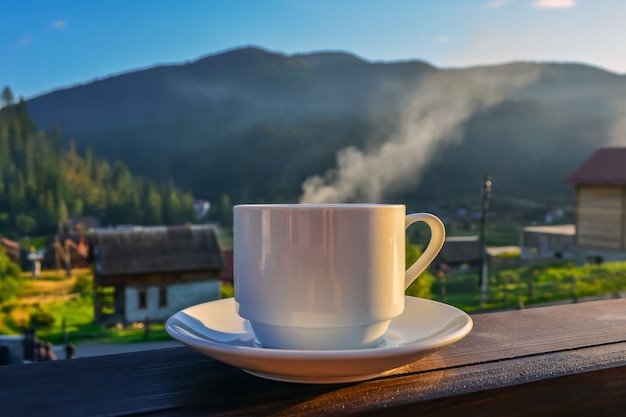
[
  {"x1": 520, "y1": 225, "x2": 576, "y2": 261},
  {"x1": 125, "y1": 280, "x2": 221, "y2": 323}
]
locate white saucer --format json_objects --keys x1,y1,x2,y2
[{"x1": 165, "y1": 296, "x2": 473, "y2": 384}]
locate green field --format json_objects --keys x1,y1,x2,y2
[
  {"x1": 3, "y1": 257, "x2": 626, "y2": 344},
  {"x1": 0, "y1": 268, "x2": 238, "y2": 344},
  {"x1": 0, "y1": 270, "x2": 171, "y2": 344},
  {"x1": 432, "y1": 259, "x2": 626, "y2": 312}
]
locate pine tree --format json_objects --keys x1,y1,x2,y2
[{"x1": 1, "y1": 86, "x2": 14, "y2": 107}]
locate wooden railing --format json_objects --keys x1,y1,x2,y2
[{"x1": 2, "y1": 298, "x2": 626, "y2": 416}]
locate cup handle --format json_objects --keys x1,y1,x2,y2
[{"x1": 404, "y1": 213, "x2": 446, "y2": 290}]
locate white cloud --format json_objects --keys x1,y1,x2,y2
[
  {"x1": 51, "y1": 20, "x2": 66, "y2": 29},
  {"x1": 483, "y1": 0, "x2": 514, "y2": 8},
  {"x1": 437, "y1": 36, "x2": 451, "y2": 44},
  {"x1": 533, "y1": 0, "x2": 575, "y2": 9}
]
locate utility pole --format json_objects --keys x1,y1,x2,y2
[{"x1": 479, "y1": 174, "x2": 492, "y2": 306}]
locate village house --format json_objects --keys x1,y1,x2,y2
[
  {"x1": 0, "y1": 237, "x2": 28, "y2": 270},
  {"x1": 520, "y1": 224, "x2": 576, "y2": 261},
  {"x1": 519, "y1": 148, "x2": 626, "y2": 264},
  {"x1": 91, "y1": 224, "x2": 224, "y2": 325},
  {"x1": 67, "y1": 215, "x2": 101, "y2": 233},
  {"x1": 566, "y1": 147, "x2": 626, "y2": 264},
  {"x1": 431, "y1": 236, "x2": 485, "y2": 274},
  {"x1": 42, "y1": 234, "x2": 90, "y2": 270}
]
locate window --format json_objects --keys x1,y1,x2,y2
[
  {"x1": 138, "y1": 290, "x2": 147, "y2": 309},
  {"x1": 159, "y1": 287, "x2": 168, "y2": 308}
]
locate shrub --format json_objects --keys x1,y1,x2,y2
[
  {"x1": 0, "y1": 247, "x2": 25, "y2": 303},
  {"x1": 73, "y1": 274, "x2": 93, "y2": 296},
  {"x1": 30, "y1": 307, "x2": 56, "y2": 329},
  {"x1": 221, "y1": 283, "x2": 234, "y2": 298},
  {"x1": 405, "y1": 241, "x2": 435, "y2": 299}
]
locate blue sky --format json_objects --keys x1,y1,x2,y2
[{"x1": 2, "y1": 0, "x2": 624, "y2": 99}]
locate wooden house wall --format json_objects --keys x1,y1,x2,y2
[
  {"x1": 576, "y1": 186, "x2": 625, "y2": 250},
  {"x1": 94, "y1": 270, "x2": 221, "y2": 324},
  {"x1": 95, "y1": 270, "x2": 221, "y2": 288}
]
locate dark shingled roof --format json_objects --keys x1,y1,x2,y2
[
  {"x1": 433, "y1": 237, "x2": 484, "y2": 268},
  {"x1": 94, "y1": 225, "x2": 224, "y2": 276},
  {"x1": 566, "y1": 147, "x2": 626, "y2": 185}
]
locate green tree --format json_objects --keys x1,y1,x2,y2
[
  {"x1": 0, "y1": 102, "x2": 195, "y2": 237},
  {"x1": 0, "y1": 247, "x2": 24, "y2": 303},
  {"x1": 15, "y1": 214, "x2": 37, "y2": 234},
  {"x1": 58, "y1": 199, "x2": 69, "y2": 225},
  {"x1": 145, "y1": 186, "x2": 163, "y2": 224},
  {"x1": 405, "y1": 240, "x2": 435, "y2": 299},
  {"x1": 1, "y1": 86, "x2": 14, "y2": 107},
  {"x1": 30, "y1": 307, "x2": 56, "y2": 329}
]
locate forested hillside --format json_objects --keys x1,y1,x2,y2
[
  {"x1": 0, "y1": 89, "x2": 195, "y2": 238},
  {"x1": 25, "y1": 47, "x2": 626, "y2": 209}
]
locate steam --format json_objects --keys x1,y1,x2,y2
[{"x1": 300, "y1": 66, "x2": 541, "y2": 203}]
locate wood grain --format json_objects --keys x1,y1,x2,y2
[{"x1": 2, "y1": 298, "x2": 626, "y2": 416}]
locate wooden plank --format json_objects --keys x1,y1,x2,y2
[
  {"x1": 577, "y1": 207, "x2": 622, "y2": 219},
  {"x1": 578, "y1": 208, "x2": 622, "y2": 220},
  {"x1": 576, "y1": 229, "x2": 621, "y2": 242},
  {"x1": 1, "y1": 299, "x2": 626, "y2": 417},
  {"x1": 266, "y1": 344, "x2": 626, "y2": 417},
  {"x1": 578, "y1": 185, "x2": 623, "y2": 200},
  {"x1": 577, "y1": 236, "x2": 622, "y2": 249},
  {"x1": 577, "y1": 201, "x2": 622, "y2": 211},
  {"x1": 577, "y1": 186, "x2": 624, "y2": 249},
  {"x1": 578, "y1": 194, "x2": 622, "y2": 204}
]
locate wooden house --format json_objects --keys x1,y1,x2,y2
[
  {"x1": 0, "y1": 237, "x2": 28, "y2": 269},
  {"x1": 42, "y1": 234, "x2": 90, "y2": 270},
  {"x1": 67, "y1": 216, "x2": 101, "y2": 233},
  {"x1": 92, "y1": 225, "x2": 224, "y2": 325},
  {"x1": 520, "y1": 224, "x2": 576, "y2": 261},
  {"x1": 430, "y1": 236, "x2": 485, "y2": 274},
  {"x1": 567, "y1": 147, "x2": 626, "y2": 263}
]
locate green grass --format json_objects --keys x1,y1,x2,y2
[
  {"x1": 0, "y1": 271, "x2": 171, "y2": 344},
  {"x1": 6, "y1": 257, "x2": 626, "y2": 344},
  {"x1": 435, "y1": 260, "x2": 626, "y2": 312},
  {"x1": 34, "y1": 292, "x2": 172, "y2": 344},
  {"x1": 35, "y1": 295, "x2": 95, "y2": 343}
]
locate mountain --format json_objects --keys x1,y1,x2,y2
[{"x1": 24, "y1": 46, "x2": 626, "y2": 212}]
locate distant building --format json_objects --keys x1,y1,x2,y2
[
  {"x1": 67, "y1": 216, "x2": 101, "y2": 233},
  {"x1": 193, "y1": 199, "x2": 211, "y2": 220},
  {"x1": 91, "y1": 225, "x2": 224, "y2": 325},
  {"x1": 0, "y1": 237, "x2": 29, "y2": 270},
  {"x1": 544, "y1": 208, "x2": 565, "y2": 224},
  {"x1": 42, "y1": 234, "x2": 90, "y2": 270},
  {"x1": 520, "y1": 225, "x2": 576, "y2": 260},
  {"x1": 431, "y1": 236, "x2": 485, "y2": 273},
  {"x1": 566, "y1": 147, "x2": 626, "y2": 264}
]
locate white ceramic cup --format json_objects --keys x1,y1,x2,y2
[{"x1": 233, "y1": 204, "x2": 445, "y2": 350}]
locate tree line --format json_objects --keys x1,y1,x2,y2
[{"x1": 0, "y1": 87, "x2": 196, "y2": 238}]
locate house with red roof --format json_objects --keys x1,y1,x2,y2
[{"x1": 566, "y1": 147, "x2": 626, "y2": 263}]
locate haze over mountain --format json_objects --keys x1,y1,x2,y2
[{"x1": 25, "y1": 46, "x2": 626, "y2": 211}]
